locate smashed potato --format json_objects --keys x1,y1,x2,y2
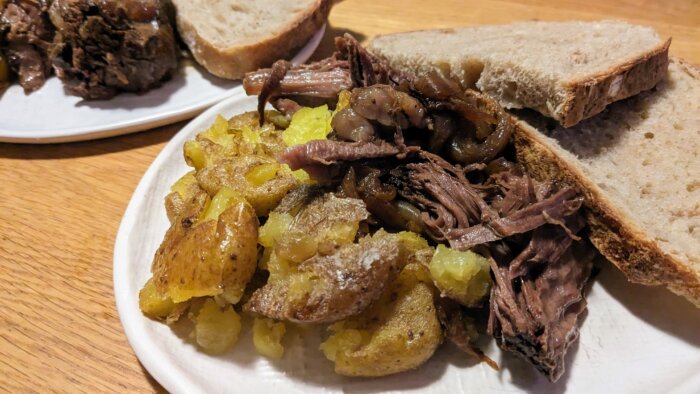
[
  {"x1": 150, "y1": 188, "x2": 259, "y2": 304},
  {"x1": 320, "y1": 263, "x2": 442, "y2": 377},
  {"x1": 138, "y1": 278, "x2": 175, "y2": 319},
  {"x1": 194, "y1": 298, "x2": 242, "y2": 354},
  {"x1": 184, "y1": 112, "x2": 288, "y2": 171},
  {"x1": 253, "y1": 318, "x2": 286, "y2": 360},
  {"x1": 247, "y1": 230, "x2": 401, "y2": 324},
  {"x1": 429, "y1": 245, "x2": 491, "y2": 307},
  {"x1": 196, "y1": 155, "x2": 298, "y2": 217},
  {"x1": 282, "y1": 105, "x2": 333, "y2": 146}
]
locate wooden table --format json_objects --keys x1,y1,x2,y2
[{"x1": 1, "y1": 0, "x2": 698, "y2": 391}]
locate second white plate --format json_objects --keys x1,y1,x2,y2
[{"x1": 0, "y1": 24, "x2": 325, "y2": 144}]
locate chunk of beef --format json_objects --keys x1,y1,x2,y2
[
  {"x1": 281, "y1": 139, "x2": 402, "y2": 168},
  {"x1": 488, "y1": 228, "x2": 594, "y2": 382},
  {"x1": 243, "y1": 33, "x2": 404, "y2": 121},
  {"x1": 49, "y1": 0, "x2": 178, "y2": 99},
  {"x1": 1, "y1": 0, "x2": 55, "y2": 92}
]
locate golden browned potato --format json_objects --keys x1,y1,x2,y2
[
  {"x1": 196, "y1": 155, "x2": 298, "y2": 217},
  {"x1": 149, "y1": 187, "x2": 259, "y2": 304},
  {"x1": 164, "y1": 171, "x2": 201, "y2": 223},
  {"x1": 247, "y1": 231, "x2": 401, "y2": 324},
  {"x1": 183, "y1": 112, "x2": 288, "y2": 172},
  {"x1": 320, "y1": 263, "x2": 443, "y2": 377}
]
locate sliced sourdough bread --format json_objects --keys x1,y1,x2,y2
[
  {"x1": 514, "y1": 59, "x2": 700, "y2": 306},
  {"x1": 172, "y1": 0, "x2": 332, "y2": 79},
  {"x1": 368, "y1": 20, "x2": 670, "y2": 127}
]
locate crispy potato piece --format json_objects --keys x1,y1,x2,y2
[
  {"x1": 246, "y1": 231, "x2": 401, "y2": 324},
  {"x1": 320, "y1": 263, "x2": 443, "y2": 377},
  {"x1": 196, "y1": 155, "x2": 298, "y2": 216},
  {"x1": 150, "y1": 189, "x2": 259, "y2": 304}
]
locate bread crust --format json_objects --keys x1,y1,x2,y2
[
  {"x1": 513, "y1": 117, "x2": 700, "y2": 307},
  {"x1": 175, "y1": 0, "x2": 332, "y2": 80},
  {"x1": 559, "y1": 39, "x2": 671, "y2": 127}
]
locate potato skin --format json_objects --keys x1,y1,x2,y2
[
  {"x1": 151, "y1": 192, "x2": 259, "y2": 304},
  {"x1": 196, "y1": 155, "x2": 298, "y2": 217},
  {"x1": 322, "y1": 264, "x2": 443, "y2": 377},
  {"x1": 247, "y1": 231, "x2": 400, "y2": 324}
]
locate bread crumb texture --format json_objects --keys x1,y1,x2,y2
[{"x1": 540, "y1": 60, "x2": 699, "y2": 270}]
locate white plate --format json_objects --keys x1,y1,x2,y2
[
  {"x1": 114, "y1": 93, "x2": 700, "y2": 394},
  {"x1": 0, "y1": 24, "x2": 325, "y2": 144}
]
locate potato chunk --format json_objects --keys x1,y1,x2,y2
[
  {"x1": 247, "y1": 231, "x2": 401, "y2": 324},
  {"x1": 196, "y1": 155, "x2": 298, "y2": 217},
  {"x1": 150, "y1": 189, "x2": 259, "y2": 304},
  {"x1": 320, "y1": 263, "x2": 442, "y2": 377},
  {"x1": 184, "y1": 112, "x2": 288, "y2": 171},
  {"x1": 194, "y1": 299, "x2": 241, "y2": 354},
  {"x1": 429, "y1": 245, "x2": 491, "y2": 307},
  {"x1": 253, "y1": 318, "x2": 286, "y2": 360},
  {"x1": 139, "y1": 278, "x2": 175, "y2": 319}
]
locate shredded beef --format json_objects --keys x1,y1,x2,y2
[
  {"x1": 488, "y1": 233, "x2": 594, "y2": 382},
  {"x1": 49, "y1": 0, "x2": 178, "y2": 99},
  {"x1": 1, "y1": 0, "x2": 55, "y2": 92},
  {"x1": 243, "y1": 34, "x2": 402, "y2": 117},
  {"x1": 281, "y1": 139, "x2": 400, "y2": 169}
]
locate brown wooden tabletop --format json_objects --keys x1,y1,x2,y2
[{"x1": 1, "y1": 0, "x2": 698, "y2": 392}]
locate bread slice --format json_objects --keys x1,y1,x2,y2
[
  {"x1": 368, "y1": 21, "x2": 670, "y2": 127},
  {"x1": 172, "y1": 0, "x2": 332, "y2": 79},
  {"x1": 513, "y1": 59, "x2": 700, "y2": 306}
]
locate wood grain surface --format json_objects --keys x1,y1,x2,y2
[{"x1": 1, "y1": 0, "x2": 698, "y2": 392}]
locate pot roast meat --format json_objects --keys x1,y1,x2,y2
[
  {"x1": 243, "y1": 34, "x2": 401, "y2": 117},
  {"x1": 446, "y1": 187, "x2": 583, "y2": 251},
  {"x1": 281, "y1": 139, "x2": 401, "y2": 169},
  {"x1": 49, "y1": 0, "x2": 178, "y2": 99},
  {"x1": 488, "y1": 226, "x2": 594, "y2": 382},
  {"x1": 1, "y1": 0, "x2": 55, "y2": 92}
]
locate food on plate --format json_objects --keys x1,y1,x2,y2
[
  {"x1": 371, "y1": 24, "x2": 699, "y2": 307},
  {"x1": 320, "y1": 262, "x2": 442, "y2": 377},
  {"x1": 137, "y1": 33, "x2": 595, "y2": 383},
  {"x1": 0, "y1": 0, "x2": 56, "y2": 92},
  {"x1": 194, "y1": 298, "x2": 242, "y2": 354},
  {"x1": 49, "y1": 0, "x2": 178, "y2": 99},
  {"x1": 252, "y1": 317, "x2": 286, "y2": 360},
  {"x1": 429, "y1": 245, "x2": 491, "y2": 307},
  {"x1": 138, "y1": 19, "x2": 698, "y2": 384},
  {"x1": 171, "y1": 0, "x2": 332, "y2": 79},
  {"x1": 368, "y1": 20, "x2": 670, "y2": 127},
  {"x1": 0, "y1": 0, "x2": 333, "y2": 101}
]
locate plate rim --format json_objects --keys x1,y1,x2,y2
[{"x1": 1, "y1": 24, "x2": 326, "y2": 144}]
